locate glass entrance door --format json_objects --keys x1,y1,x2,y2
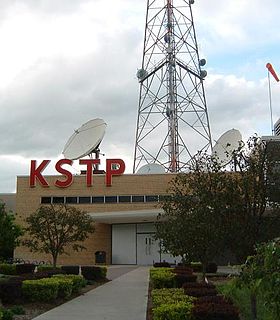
[{"x1": 136, "y1": 233, "x2": 160, "y2": 265}]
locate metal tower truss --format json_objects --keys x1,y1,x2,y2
[{"x1": 133, "y1": 0, "x2": 212, "y2": 173}]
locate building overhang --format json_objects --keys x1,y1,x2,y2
[{"x1": 89, "y1": 209, "x2": 164, "y2": 224}]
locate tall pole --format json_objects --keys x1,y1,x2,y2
[{"x1": 267, "y1": 70, "x2": 274, "y2": 135}]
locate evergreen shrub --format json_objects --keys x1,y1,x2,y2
[
  {"x1": 16, "y1": 263, "x2": 36, "y2": 275},
  {"x1": 22, "y1": 278, "x2": 59, "y2": 302},
  {"x1": 53, "y1": 274, "x2": 86, "y2": 293},
  {"x1": 81, "y1": 266, "x2": 107, "y2": 281},
  {"x1": 0, "y1": 264, "x2": 16, "y2": 275},
  {"x1": 153, "y1": 301, "x2": 193, "y2": 320},
  {"x1": 150, "y1": 268, "x2": 176, "y2": 289},
  {"x1": 61, "y1": 265, "x2": 80, "y2": 275}
]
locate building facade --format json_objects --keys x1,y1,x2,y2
[{"x1": 15, "y1": 173, "x2": 178, "y2": 265}]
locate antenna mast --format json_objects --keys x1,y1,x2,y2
[{"x1": 133, "y1": 0, "x2": 212, "y2": 173}]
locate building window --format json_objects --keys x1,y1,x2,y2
[
  {"x1": 159, "y1": 195, "x2": 169, "y2": 202},
  {"x1": 41, "y1": 197, "x2": 51, "y2": 204},
  {"x1": 92, "y1": 196, "x2": 105, "y2": 204},
  {"x1": 132, "y1": 195, "x2": 145, "y2": 203},
  {"x1": 119, "y1": 195, "x2": 131, "y2": 203},
  {"x1": 145, "y1": 195, "x2": 159, "y2": 202},
  {"x1": 66, "y1": 197, "x2": 78, "y2": 204},
  {"x1": 79, "y1": 197, "x2": 91, "y2": 204},
  {"x1": 105, "y1": 196, "x2": 118, "y2": 203},
  {"x1": 53, "y1": 197, "x2": 65, "y2": 204}
]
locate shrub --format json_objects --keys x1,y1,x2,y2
[
  {"x1": 37, "y1": 265, "x2": 61, "y2": 272},
  {"x1": 150, "y1": 267, "x2": 173, "y2": 275},
  {"x1": 195, "y1": 295, "x2": 232, "y2": 305},
  {"x1": 53, "y1": 274, "x2": 86, "y2": 293},
  {"x1": 16, "y1": 264, "x2": 36, "y2": 275},
  {"x1": 61, "y1": 265, "x2": 80, "y2": 275},
  {"x1": 206, "y1": 262, "x2": 218, "y2": 274},
  {"x1": 182, "y1": 282, "x2": 217, "y2": 297},
  {"x1": 10, "y1": 305, "x2": 25, "y2": 315},
  {"x1": 150, "y1": 268, "x2": 176, "y2": 289},
  {"x1": 81, "y1": 266, "x2": 107, "y2": 281},
  {"x1": 0, "y1": 264, "x2": 16, "y2": 275},
  {"x1": 190, "y1": 262, "x2": 203, "y2": 273},
  {"x1": 153, "y1": 301, "x2": 193, "y2": 320},
  {"x1": 192, "y1": 301, "x2": 240, "y2": 320},
  {"x1": 174, "y1": 266, "x2": 193, "y2": 275},
  {"x1": 175, "y1": 274, "x2": 197, "y2": 287},
  {"x1": 0, "y1": 279, "x2": 23, "y2": 303},
  {"x1": 54, "y1": 278, "x2": 73, "y2": 299},
  {"x1": 1, "y1": 309, "x2": 13, "y2": 320},
  {"x1": 22, "y1": 278, "x2": 59, "y2": 302},
  {"x1": 154, "y1": 262, "x2": 171, "y2": 268},
  {"x1": 152, "y1": 288, "x2": 195, "y2": 308}
]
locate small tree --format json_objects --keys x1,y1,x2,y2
[
  {"x1": 156, "y1": 152, "x2": 239, "y2": 279},
  {"x1": 228, "y1": 136, "x2": 280, "y2": 261},
  {"x1": 237, "y1": 238, "x2": 280, "y2": 320},
  {"x1": 22, "y1": 204, "x2": 95, "y2": 267},
  {"x1": 0, "y1": 201, "x2": 23, "y2": 260}
]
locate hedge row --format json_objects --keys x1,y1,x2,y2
[
  {"x1": 150, "y1": 267, "x2": 240, "y2": 320},
  {"x1": 152, "y1": 288, "x2": 194, "y2": 320},
  {"x1": 150, "y1": 268, "x2": 176, "y2": 289},
  {"x1": 151, "y1": 288, "x2": 240, "y2": 320},
  {"x1": 22, "y1": 275, "x2": 86, "y2": 302},
  {"x1": 150, "y1": 267, "x2": 199, "y2": 289},
  {"x1": 0, "y1": 264, "x2": 107, "y2": 281},
  {"x1": 0, "y1": 273, "x2": 85, "y2": 303}
]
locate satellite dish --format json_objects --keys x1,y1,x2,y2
[
  {"x1": 212, "y1": 129, "x2": 242, "y2": 166},
  {"x1": 137, "y1": 163, "x2": 165, "y2": 174},
  {"x1": 63, "y1": 118, "x2": 106, "y2": 160}
]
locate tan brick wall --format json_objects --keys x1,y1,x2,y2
[{"x1": 15, "y1": 173, "x2": 176, "y2": 265}]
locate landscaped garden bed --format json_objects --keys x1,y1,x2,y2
[
  {"x1": 147, "y1": 266, "x2": 240, "y2": 320},
  {"x1": 0, "y1": 263, "x2": 108, "y2": 320}
]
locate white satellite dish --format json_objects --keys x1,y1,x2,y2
[
  {"x1": 63, "y1": 118, "x2": 106, "y2": 160},
  {"x1": 137, "y1": 163, "x2": 166, "y2": 174},
  {"x1": 212, "y1": 129, "x2": 242, "y2": 165}
]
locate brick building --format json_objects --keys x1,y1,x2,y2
[{"x1": 14, "y1": 172, "x2": 179, "y2": 265}]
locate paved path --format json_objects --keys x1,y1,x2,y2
[{"x1": 33, "y1": 266, "x2": 150, "y2": 320}]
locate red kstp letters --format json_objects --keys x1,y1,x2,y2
[{"x1": 29, "y1": 159, "x2": 125, "y2": 188}]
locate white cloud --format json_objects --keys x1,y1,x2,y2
[{"x1": 0, "y1": 0, "x2": 280, "y2": 192}]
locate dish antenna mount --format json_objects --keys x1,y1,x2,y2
[
  {"x1": 62, "y1": 118, "x2": 107, "y2": 171},
  {"x1": 212, "y1": 129, "x2": 242, "y2": 166}
]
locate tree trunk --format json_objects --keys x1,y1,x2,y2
[
  {"x1": 52, "y1": 254, "x2": 58, "y2": 268},
  {"x1": 202, "y1": 262, "x2": 207, "y2": 282},
  {"x1": 250, "y1": 293, "x2": 257, "y2": 320}
]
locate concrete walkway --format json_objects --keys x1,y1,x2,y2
[{"x1": 33, "y1": 266, "x2": 150, "y2": 320}]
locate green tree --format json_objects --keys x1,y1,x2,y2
[
  {"x1": 0, "y1": 201, "x2": 22, "y2": 260},
  {"x1": 237, "y1": 239, "x2": 280, "y2": 320},
  {"x1": 22, "y1": 204, "x2": 95, "y2": 267},
  {"x1": 228, "y1": 136, "x2": 280, "y2": 261},
  {"x1": 156, "y1": 152, "x2": 239, "y2": 279}
]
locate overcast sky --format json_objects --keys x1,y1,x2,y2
[{"x1": 0, "y1": 0, "x2": 280, "y2": 193}]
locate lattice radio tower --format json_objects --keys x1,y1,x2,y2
[{"x1": 133, "y1": 0, "x2": 212, "y2": 173}]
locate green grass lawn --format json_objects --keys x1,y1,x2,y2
[{"x1": 217, "y1": 279, "x2": 273, "y2": 320}]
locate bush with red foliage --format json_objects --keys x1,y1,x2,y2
[
  {"x1": 193, "y1": 299, "x2": 240, "y2": 320},
  {"x1": 153, "y1": 262, "x2": 171, "y2": 268},
  {"x1": 195, "y1": 295, "x2": 233, "y2": 305},
  {"x1": 206, "y1": 262, "x2": 218, "y2": 274},
  {"x1": 182, "y1": 282, "x2": 217, "y2": 297},
  {"x1": 175, "y1": 274, "x2": 198, "y2": 287},
  {"x1": 0, "y1": 279, "x2": 23, "y2": 303},
  {"x1": 173, "y1": 266, "x2": 193, "y2": 274},
  {"x1": 61, "y1": 265, "x2": 80, "y2": 275},
  {"x1": 16, "y1": 263, "x2": 36, "y2": 275}
]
